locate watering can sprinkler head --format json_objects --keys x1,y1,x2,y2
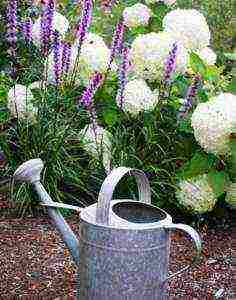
[{"x1": 13, "y1": 158, "x2": 44, "y2": 184}]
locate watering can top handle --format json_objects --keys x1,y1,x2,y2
[{"x1": 96, "y1": 167, "x2": 151, "y2": 225}]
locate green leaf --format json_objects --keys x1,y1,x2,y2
[
  {"x1": 227, "y1": 77, "x2": 236, "y2": 94},
  {"x1": 204, "y1": 65, "x2": 220, "y2": 82},
  {"x1": 189, "y1": 52, "x2": 207, "y2": 77},
  {"x1": 177, "y1": 151, "x2": 215, "y2": 179},
  {"x1": 224, "y1": 52, "x2": 236, "y2": 61},
  {"x1": 103, "y1": 109, "x2": 118, "y2": 127},
  {"x1": 207, "y1": 171, "x2": 229, "y2": 197}
]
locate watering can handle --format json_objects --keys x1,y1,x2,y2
[
  {"x1": 163, "y1": 223, "x2": 202, "y2": 282},
  {"x1": 96, "y1": 167, "x2": 151, "y2": 225}
]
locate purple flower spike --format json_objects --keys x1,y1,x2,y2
[
  {"x1": 164, "y1": 42, "x2": 178, "y2": 84},
  {"x1": 79, "y1": 72, "x2": 103, "y2": 109},
  {"x1": 76, "y1": 0, "x2": 93, "y2": 48},
  {"x1": 178, "y1": 75, "x2": 201, "y2": 119},
  {"x1": 108, "y1": 20, "x2": 125, "y2": 68},
  {"x1": 6, "y1": 0, "x2": 18, "y2": 58},
  {"x1": 116, "y1": 47, "x2": 129, "y2": 109},
  {"x1": 21, "y1": 17, "x2": 33, "y2": 43},
  {"x1": 52, "y1": 30, "x2": 61, "y2": 86},
  {"x1": 61, "y1": 42, "x2": 72, "y2": 75},
  {"x1": 40, "y1": 0, "x2": 55, "y2": 54}
]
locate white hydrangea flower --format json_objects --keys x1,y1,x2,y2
[
  {"x1": 74, "y1": 32, "x2": 105, "y2": 47},
  {"x1": 176, "y1": 175, "x2": 217, "y2": 214},
  {"x1": 146, "y1": 0, "x2": 176, "y2": 5},
  {"x1": 163, "y1": 9, "x2": 211, "y2": 51},
  {"x1": 122, "y1": 79, "x2": 158, "y2": 115},
  {"x1": 77, "y1": 34, "x2": 110, "y2": 85},
  {"x1": 80, "y1": 123, "x2": 113, "y2": 173},
  {"x1": 130, "y1": 32, "x2": 188, "y2": 81},
  {"x1": 28, "y1": 81, "x2": 41, "y2": 90},
  {"x1": 198, "y1": 47, "x2": 217, "y2": 65},
  {"x1": 191, "y1": 93, "x2": 236, "y2": 156},
  {"x1": 8, "y1": 84, "x2": 37, "y2": 120},
  {"x1": 123, "y1": 3, "x2": 152, "y2": 28},
  {"x1": 32, "y1": 11, "x2": 69, "y2": 47},
  {"x1": 45, "y1": 45, "x2": 78, "y2": 84}
]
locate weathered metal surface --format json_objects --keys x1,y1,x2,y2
[{"x1": 14, "y1": 159, "x2": 202, "y2": 300}]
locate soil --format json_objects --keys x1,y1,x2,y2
[{"x1": 0, "y1": 197, "x2": 233, "y2": 299}]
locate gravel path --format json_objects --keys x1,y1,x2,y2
[{"x1": 0, "y1": 214, "x2": 233, "y2": 299}]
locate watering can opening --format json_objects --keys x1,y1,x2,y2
[{"x1": 112, "y1": 201, "x2": 167, "y2": 224}]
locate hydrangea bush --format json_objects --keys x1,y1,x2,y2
[{"x1": 0, "y1": 0, "x2": 234, "y2": 221}]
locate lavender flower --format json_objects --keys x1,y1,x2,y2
[
  {"x1": 116, "y1": 47, "x2": 129, "y2": 109},
  {"x1": 79, "y1": 72, "x2": 103, "y2": 109},
  {"x1": 76, "y1": 0, "x2": 93, "y2": 48},
  {"x1": 178, "y1": 75, "x2": 201, "y2": 119},
  {"x1": 52, "y1": 30, "x2": 61, "y2": 85},
  {"x1": 163, "y1": 42, "x2": 178, "y2": 84},
  {"x1": 21, "y1": 18, "x2": 33, "y2": 43},
  {"x1": 6, "y1": 0, "x2": 18, "y2": 58},
  {"x1": 61, "y1": 42, "x2": 72, "y2": 75},
  {"x1": 40, "y1": 0, "x2": 55, "y2": 54},
  {"x1": 108, "y1": 20, "x2": 125, "y2": 68}
]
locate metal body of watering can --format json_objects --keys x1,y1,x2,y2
[{"x1": 14, "y1": 159, "x2": 202, "y2": 300}]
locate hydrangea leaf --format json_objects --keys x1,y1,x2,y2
[
  {"x1": 177, "y1": 151, "x2": 215, "y2": 179},
  {"x1": 204, "y1": 65, "x2": 220, "y2": 82},
  {"x1": 189, "y1": 52, "x2": 207, "y2": 77},
  {"x1": 227, "y1": 77, "x2": 236, "y2": 94},
  {"x1": 207, "y1": 171, "x2": 230, "y2": 197}
]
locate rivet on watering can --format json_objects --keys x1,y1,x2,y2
[{"x1": 14, "y1": 159, "x2": 202, "y2": 300}]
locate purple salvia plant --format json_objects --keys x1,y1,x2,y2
[
  {"x1": 79, "y1": 72, "x2": 103, "y2": 109},
  {"x1": 76, "y1": 0, "x2": 93, "y2": 49},
  {"x1": 6, "y1": 0, "x2": 18, "y2": 58},
  {"x1": 108, "y1": 20, "x2": 125, "y2": 69},
  {"x1": 178, "y1": 75, "x2": 201, "y2": 119},
  {"x1": 61, "y1": 42, "x2": 72, "y2": 75},
  {"x1": 40, "y1": 0, "x2": 55, "y2": 54},
  {"x1": 21, "y1": 17, "x2": 33, "y2": 43},
  {"x1": 116, "y1": 47, "x2": 129, "y2": 109},
  {"x1": 163, "y1": 42, "x2": 178, "y2": 84},
  {"x1": 52, "y1": 30, "x2": 61, "y2": 86}
]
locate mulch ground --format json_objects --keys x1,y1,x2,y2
[{"x1": 0, "y1": 206, "x2": 233, "y2": 299}]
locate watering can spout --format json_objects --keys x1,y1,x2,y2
[{"x1": 13, "y1": 159, "x2": 80, "y2": 267}]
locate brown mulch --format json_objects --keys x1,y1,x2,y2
[{"x1": 0, "y1": 210, "x2": 233, "y2": 299}]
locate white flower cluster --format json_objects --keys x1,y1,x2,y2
[
  {"x1": 122, "y1": 79, "x2": 158, "y2": 115},
  {"x1": 146, "y1": 0, "x2": 176, "y2": 6},
  {"x1": 198, "y1": 47, "x2": 217, "y2": 66},
  {"x1": 79, "y1": 123, "x2": 113, "y2": 173},
  {"x1": 191, "y1": 93, "x2": 236, "y2": 156},
  {"x1": 176, "y1": 174, "x2": 217, "y2": 214},
  {"x1": 130, "y1": 32, "x2": 188, "y2": 81},
  {"x1": 163, "y1": 9, "x2": 211, "y2": 51},
  {"x1": 78, "y1": 33, "x2": 110, "y2": 85},
  {"x1": 123, "y1": 3, "x2": 152, "y2": 28},
  {"x1": 8, "y1": 84, "x2": 37, "y2": 120},
  {"x1": 32, "y1": 11, "x2": 69, "y2": 47}
]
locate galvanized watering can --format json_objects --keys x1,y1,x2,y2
[{"x1": 14, "y1": 159, "x2": 202, "y2": 300}]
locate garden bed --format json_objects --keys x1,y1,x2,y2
[{"x1": 0, "y1": 211, "x2": 232, "y2": 299}]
